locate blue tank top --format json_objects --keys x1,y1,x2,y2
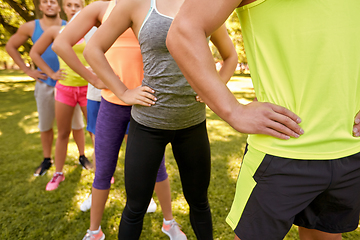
[{"x1": 31, "y1": 19, "x2": 66, "y2": 87}]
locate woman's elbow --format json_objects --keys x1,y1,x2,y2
[
  {"x1": 51, "y1": 40, "x2": 60, "y2": 55},
  {"x1": 29, "y1": 49, "x2": 36, "y2": 61},
  {"x1": 83, "y1": 44, "x2": 91, "y2": 62},
  {"x1": 167, "y1": 21, "x2": 188, "y2": 53}
]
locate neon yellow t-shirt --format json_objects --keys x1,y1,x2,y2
[
  {"x1": 58, "y1": 36, "x2": 88, "y2": 87},
  {"x1": 237, "y1": 0, "x2": 360, "y2": 159}
]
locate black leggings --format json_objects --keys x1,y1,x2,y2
[{"x1": 118, "y1": 117, "x2": 213, "y2": 239}]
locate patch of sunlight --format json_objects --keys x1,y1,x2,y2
[
  {"x1": 0, "y1": 110, "x2": 20, "y2": 119},
  {"x1": 238, "y1": 98, "x2": 252, "y2": 105},
  {"x1": 67, "y1": 142, "x2": 80, "y2": 158},
  {"x1": 0, "y1": 83, "x2": 11, "y2": 92},
  {"x1": 0, "y1": 76, "x2": 33, "y2": 82},
  {"x1": 22, "y1": 84, "x2": 35, "y2": 92},
  {"x1": 207, "y1": 119, "x2": 237, "y2": 142},
  {"x1": 228, "y1": 156, "x2": 242, "y2": 181},
  {"x1": 228, "y1": 77, "x2": 253, "y2": 92},
  {"x1": 28, "y1": 171, "x2": 47, "y2": 183},
  {"x1": 110, "y1": 189, "x2": 126, "y2": 204},
  {"x1": 0, "y1": 131, "x2": 2, "y2": 136},
  {"x1": 74, "y1": 188, "x2": 92, "y2": 211},
  {"x1": 65, "y1": 165, "x2": 93, "y2": 213},
  {"x1": 18, "y1": 111, "x2": 39, "y2": 134},
  {"x1": 169, "y1": 195, "x2": 189, "y2": 215},
  {"x1": 68, "y1": 137, "x2": 94, "y2": 158}
]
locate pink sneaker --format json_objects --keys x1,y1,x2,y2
[
  {"x1": 110, "y1": 176, "x2": 115, "y2": 184},
  {"x1": 46, "y1": 173, "x2": 65, "y2": 191}
]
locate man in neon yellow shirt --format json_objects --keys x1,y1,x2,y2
[{"x1": 167, "y1": 0, "x2": 360, "y2": 239}]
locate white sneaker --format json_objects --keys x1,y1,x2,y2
[
  {"x1": 80, "y1": 194, "x2": 92, "y2": 212},
  {"x1": 162, "y1": 219, "x2": 187, "y2": 240},
  {"x1": 146, "y1": 198, "x2": 157, "y2": 213},
  {"x1": 82, "y1": 228, "x2": 105, "y2": 240}
]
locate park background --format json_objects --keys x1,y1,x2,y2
[{"x1": 1, "y1": 0, "x2": 360, "y2": 239}]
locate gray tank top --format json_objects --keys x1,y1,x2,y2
[{"x1": 131, "y1": 0, "x2": 206, "y2": 130}]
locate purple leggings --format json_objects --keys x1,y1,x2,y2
[{"x1": 93, "y1": 98, "x2": 168, "y2": 190}]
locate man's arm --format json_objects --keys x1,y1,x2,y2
[
  {"x1": 167, "y1": 0, "x2": 304, "y2": 140},
  {"x1": 5, "y1": 21, "x2": 47, "y2": 81},
  {"x1": 29, "y1": 26, "x2": 63, "y2": 81},
  {"x1": 354, "y1": 111, "x2": 360, "y2": 137}
]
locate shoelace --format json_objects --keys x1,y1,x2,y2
[
  {"x1": 85, "y1": 229, "x2": 101, "y2": 240},
  {"x1": 50, "y1": 174, "x2": 61, "y2": 183},
  {"x1": 84, "y1": 230, "x2": 93, "y2": 239},
  {"x1": 168, "y1": 220, "x2": 182, "y2": 229}
]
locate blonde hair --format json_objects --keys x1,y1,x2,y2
[{"x1": 62, "y1": 0, "x2": 85, "y2": 8}]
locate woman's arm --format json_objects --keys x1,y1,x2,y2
[
  {"x1": 52, "y1": 1, "x2": 107, "y2": 89},
  {"x1": 83, "y1": 0, "x2": 156, "y2": 106},
  {"x1": 196, "y1": 23, "x2": 238, "y2": 102},
  {"x1": 210, "y1": 24, "x2": 238, "y2": 84},
  {"x1": 29, "y1": 26, "x2": 63, "y2": 80}
]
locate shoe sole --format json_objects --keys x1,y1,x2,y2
[
  {"x1": 161, "y1": 227, "x2": 174, "y2": 240},
  {"x1": 79, "y1": 161, "x2": 92, "y2": 170},
  {"x1": 34, "y1": 169, "x2": 48, "y2": 177}
]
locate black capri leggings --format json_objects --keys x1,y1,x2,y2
[{"x1": 118, "y1": 117, "x2": 213, "y2": 239}]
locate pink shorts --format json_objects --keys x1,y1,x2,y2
[{"x1": 55, "y1": 82, "x2": 88, "y2": 107}]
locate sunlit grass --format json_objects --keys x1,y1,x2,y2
[{"x1": 1, "y1": 70, "x2": 360, "y2": 239}]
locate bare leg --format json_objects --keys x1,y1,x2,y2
[
  {"x1": 55, "y1": 101, "x2": 75, "y2": 172},
  {"x1": 154, "y1": 177, "x2": 173, "y2": 220},
  {"x1": 89, "y1": 187, "x2": 110, "y2": 231},
  {"x1": 72, "y1": 128, "x2": 85, "y2": 156},
  {"x1": 73, "y1": 105, "x2": 88, "y2": 156},
  {"x1": 89, "y1": 132, "x2": 96, "y2": 171},
  {"x1": 72, "y1": 104, "x2": 85, "y2": 156},
  {"x1": 234, "y1": 235, "x2": 240, "y2": 240},
  {"x1": 80, "y1": 105, "x2": 87, "y2": 122},
  {"x1": 40, "y1": 128, "x2": 54, "y2": 158},
  {"x1": 299, "y1": 227, "x2": 342, "y2": 240}
]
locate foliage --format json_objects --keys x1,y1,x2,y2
[
  {"x1": 0, "y1": 0, "x2": 95, "y2": 64},
  {"x1": 210, "y1": 11, "x2": 247, "y2": 64},
  {"x1": 1, "y1": 0, "x2": 247, "y2": 66}
]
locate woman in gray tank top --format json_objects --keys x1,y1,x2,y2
[{"x1": 84, "y1": 0, "x2": 237, "y2": 238}]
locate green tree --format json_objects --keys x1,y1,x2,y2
[
  {"x1": 0, "y1": 0, "x2": 94, "y2": 66},
  {"x1": 0, "y1": 0, "x2": 33, "y2": 63},
  {"x1": 1, "y1": 1, "x2": 246, "y2": 68}
]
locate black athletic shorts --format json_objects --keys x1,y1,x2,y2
[{"x1": 226, "y1": 145, "x2": 360, "y2": 240}]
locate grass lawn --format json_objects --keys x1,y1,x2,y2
[{"x1": 1, "y1": 69, "x2": 360, "y2": 239}]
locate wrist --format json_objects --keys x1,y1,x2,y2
[{"x1": 24, "y1": 67, "x2": 32, "y2": 74}]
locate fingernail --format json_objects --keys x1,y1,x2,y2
[
  {"x1": 354, "y1": 131, "x2": 360, "y2": 137},
  {"x1": 353, "y1": 127, "x2": 358, "y2": 133},
  {"x1": 355, "y1": 118, "x2": 360, "y2": 124},
  {"x1": 297, "y1": 118, "x2": 302, "y2": 123},
  {"x1": 299, "y1": 128, "x2": 304, "y2": 135}
]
